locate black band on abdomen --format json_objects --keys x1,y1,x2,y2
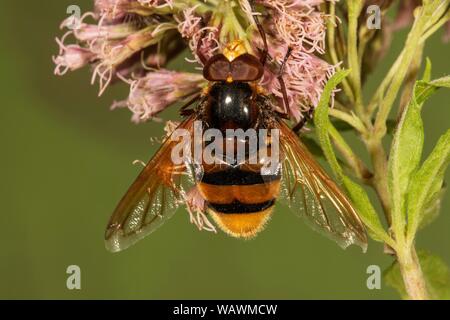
[
  {"x1": 208, "y1": 200, "x2": 275, "y2": 214},
  {"x1": 201, "y1": 168, "x2": 280, "y2": 186}
]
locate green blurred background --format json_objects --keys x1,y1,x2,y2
[{"x1": 0, "y1": 1, "x2": 449, "y2": 299}]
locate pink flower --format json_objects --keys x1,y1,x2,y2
[
  {"x1": 260, "y1": 0, "x2": 327, "y2": 53},
  {"x1": 94, "y1": 0, "x2": 151, "y2": 19},
  {"x1": 54, "y1": 0, "x2": 338, "y2": 122},
  {"x1": 176, "y1": 5, "x2": 220, "y2": 65},
  {"x1": 186, "y1": 187, "x2": 206, "y2": 214},
  {"x1": 53, "y1": 34, "x2": 96, "y2": 75},
  {"x1": 185, "y1": 187, "x2": 216, "y2": 233},
  {"x1": 112, "y1": 70, "x2": 206, "y2": 123},
  {"x1": 256, "y1": 0, "x2": 335, "y2": 120}
]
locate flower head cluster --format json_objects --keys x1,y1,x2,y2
[
  {"x1": 54, "y1": 0, "x2": 336, "y2": 122},
  {"x1": 254, "y1": 0, "x2": 336, "y2": 120}
]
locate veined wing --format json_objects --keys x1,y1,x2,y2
[
  {"x1": 275, "y1": 119, "x2": 368, "y2": 250},
  {"x1": 105, "y1": 115, "x2": 198, "y2": 252}
]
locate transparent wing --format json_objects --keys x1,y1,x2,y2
[
  {"x1": 275, "y1": 120, "x2": 368, "y2": 250},
  {"x1": 105, "y1": 115, "x2": 197, "y2": 252}
]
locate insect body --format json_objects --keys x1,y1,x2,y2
[
  {"x1": 105, "y1": 20, "x2": 368, "y2": 253},
  {"x1": 197, "y1": 80, "x2": 282, "y2": 239}
]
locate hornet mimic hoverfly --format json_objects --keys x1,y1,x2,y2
[{"x1": 105, "y1": 11, "x2": 368, "y2": 253}]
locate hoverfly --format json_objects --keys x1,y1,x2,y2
[{"x1": 105, "y1": 12, "x2": 367, "y2": 253}]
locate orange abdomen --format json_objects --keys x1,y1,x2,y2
[{"x1": 198, "y1": 167, "x2": 281, "y2": 238}]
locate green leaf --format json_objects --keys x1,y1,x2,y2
[
  {"x1": 388, "y1": 72, "x2": 450, "y2": 239},
  {"x1": 419, "y1": 185, "x2": 447, "y2": 230},
  {"x1": 407, "y1": 129, "x2": 450, "y2": 240},
  {"x1": 388, "y1": 85, "x2": 424, "y2": 238},
  {"x1": 422, "y1": 57, "x2": 432, "y2": 82},
  {"x1": 384, "y1": 250, "x2": 450, "y2": 300},
  {"x1": 342, "y1": 176, "x2": 389, "y2": 244},
  {"x1": 314, "y1": 69, "x2": 350, "y2": 180},
  {"x1": 314, "y1": 70, "x2": 392, "y2": 247},
  {"x1": 430, "y1": 76, "x2": 450, "y2": 89},
  {"x1": 415, "y1": 76, "x2": 450, "y2": 109}
]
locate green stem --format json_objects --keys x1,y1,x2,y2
[
  {"x1": 374, "y1": 30, "x2": 420, "y2": 137},
  {"x1": 220, "y1": 1, "x2": 249, "y2": 46},
  {"x1": 327, "y1": 2, "x2": 354, "y2": 102},
  {"x1": 346, "y1": 0, "x2": 364, "y2": 117},
  {"x1": 367, "y1": 4, "x2": 449, "y2": 118},
  {"x1": 398, "y1": 43, "x2": 424, "y2": 119},
  {"x1": 421, "y1": 9, "x2": 450, "y2": 40},
  {"x1": 373, "y1": 2, "x2": 444, "y2": 138},
  {"x1": 365, "y1": 1, "x2": 445, "y2": 235},
  {"x1": 366, "y1": 138, "x2": 391, "y2": 224},
  {"x1": 364, "y1": 3, "x2": 450, "y2": 302},
  {"x1": 329, "y1": 108, "x2": 367, "y2": 134},
  {"x1": 396, "y1": 245, "x2": 429, "y2": 300},
  {"x1": 367, "y1": 53, "x2": 403, "y2": 117}
]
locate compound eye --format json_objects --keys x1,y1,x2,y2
[
  {"x1": 230, "y1": 54, "x2": 264, "y2": 81},
  {"x1": 203, "y1": 54, "x2": 231, "y2": 81}
]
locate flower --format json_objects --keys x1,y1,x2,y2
[
  {"x1": 185, "y1": 187, "x2": 216, "y2": 233},
  {"x1": 54, "y1": 0, "x2": 336, "y2": 122},
  {"x1": 175, "y1": 5, "x2": 220, "y2": 65},
  {"x1": 255, "y1": 0, "x2": 336, "y2": 120},
  {"x1": 53, "y1": 34, "x2": 96, "y2": 75},
  {"x1": 112, "y1": 70, "x2": 206, "y2": 123}
]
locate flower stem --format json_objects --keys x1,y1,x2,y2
[
  {"x1": 327, "y1": 1, "x2": 354, "y2": 102},
  {"x1": 346, "y1": 0, "x2": 364, "y2": 117},
  {"x1": 396, "y1": 245, "x2": 429, "y2": 300},
  {"x1": 329, "y1": 108, "x2": 366, "y2": 134},
  {"x1": 397, "y1": 43, "x2": 424, "y2": 119},
  {"x1": 366, "y1": 138, "x2": 391, "y2": 224},
  {"x1": 373, "y1": 1, "x2": 441, "y2": 139},
  {"x1": 332, "y1": 1, "x2": 449, "y2": 301}
]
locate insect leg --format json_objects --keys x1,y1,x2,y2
[
  {"x1": 292, "y1": 108, "x2": 314, "y2": 133},
  {"x1": 249, "y1": 0, "x2": 268, "y2": 66}
]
